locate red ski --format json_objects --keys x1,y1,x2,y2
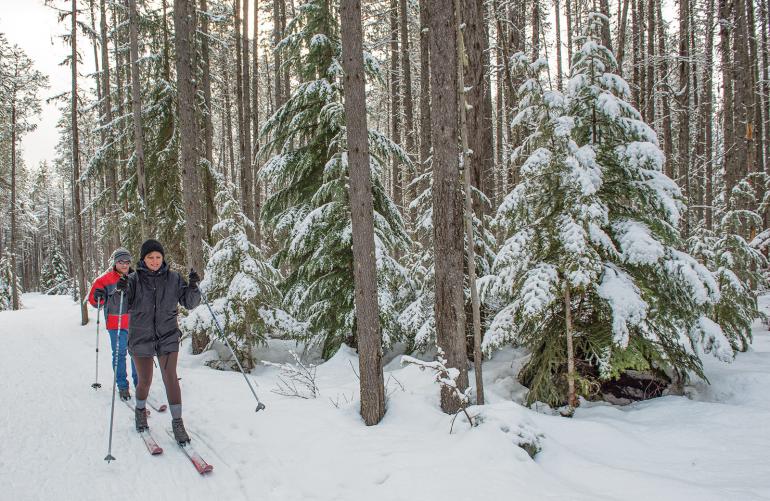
[
  {"x1": 167, "y1": 430, "x2": 214, "y2": 474},
  {"x1": 139, "y1": 430, "x2": 164, "y2": 455}
]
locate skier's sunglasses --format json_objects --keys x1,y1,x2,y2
[{"x1": 116, "y1": 260, "x2": 131, "y2": 265}]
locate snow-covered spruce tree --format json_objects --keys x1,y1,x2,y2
[
  {"x1": 400, "y1": 171, "x2": 496, "y2": 352},
  {"x1": 0, "y1": 256, "x2": 22, "y2": 311},
  {"x1": 689, "y1": 179, "x2": 768, "y2": 352},
  {"x1": 481, "y1": 54, "x2": 609, "y2": 407},
  {"x1": 182, "y1": 174, "x2": 304, "y2": 370},
  {"x1": 40, "y1": 247, "x2": 72, "y2": 295},
  {"x1": 484, "y1": 16, "x2": 732, "y2": 408},
  {"x1": 259, "y1": 0, "x2": 409, "y2": 359}
]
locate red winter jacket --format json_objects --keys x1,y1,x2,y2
[{"x1": 88, "y1": 269, "x2": 131, "y2": 330}]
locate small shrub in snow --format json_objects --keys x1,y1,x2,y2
[{"x1": 262, "y1": 351, "x2": 319, "y2": 399}]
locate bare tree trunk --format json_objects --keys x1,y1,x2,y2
[
  {"x1": 200, "y1": 0, "x2": 216, "y2": 244},
  {"x1": 242, "y1": 0, "x2": 255, "y2": 239},
  {"x1": 616, "y1": 0, "x2": 630, "y2": 72},
  {"x1": 566, "y1": 0, "x2": 573, "y2": 65},
  {"x1": 455, "y1": 3, "x2": 484, "y2": 405},
  {"x1": 390, "y1": 0, "x2": 402, "y2": 212},
  {"x1": 72, "y1": 0, "x2": 89, "y2": 326},
  {"x1": 565, "y1": 286, "x2": 577, "y2": 408},
  {"x1": 174, "y1": 0, "x2": 205, "y2": 274},
  {"x1": 430, "y1": 0, "x2": 470, "y2": 415},
  {"x1": 100, "y1": 0, "x2": 119, "y2": 248},
  {"x1": 400, "y1": 0, "x2": 416, "y2": 225},
  {"x1": 631, "y1": 0, "x2": 641, "y2": 111},
  {"x1": 720, "y1": 0, "x2": 737, "y2": 211},
  {"x1": 733, "y1": 0, "x2": 756, "y2": 185},
  {"x1": 253, "y1": 0, "x2": 262, "y2": 246},
  {"x1": 273, "y1": 0, "x2": 284, "y2": 108},
  {"x1": 418, "y1": 0, "x2": 431, "y2": 205},
  {"x1": 128, "y1": 0, "x2": 148, "y2": 237},
  {"x1": 761, "y1": 0, "x2": 770, "y2": 183},
  {"x1": 531, "y1": 0, "x2": 540, "y2": 58},
  {"x1": 463, "y1": 0, "x2": 495, "y2": 214},
  {"x1": 656, "y1": 0, "x2": 674, "y2": 180},
  {"x1": 10, "y1": 103, "x2": 19, "y2": 310},
  {"x1": 235, "y1": 0, "x2": 254, "y2": 240},
  {"x1": 223, "y1": 50, "x2": 237, "y2": 184},
  {"x1": 646, "y1": 0, "x2": 655, "y2": 126},
  {"x1": 599, "y1": 0, "x2": 613, "y2": 52},
  {"x1": 340, "y1": 0, "x2": 386, "y2": 426},
  {"x1": 703, "y1": 0, "x2": 715, "y2": 229},
  {"x1": 678, "y1": 0, "x2": 692, "y2": 236},
  {"x1": 555, "y1": 0, "x2": 563, "y2": 90}
]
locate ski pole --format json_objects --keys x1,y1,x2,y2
[
  {"x1": 104, "y1": 290, "x2": 124, "y2": 463},
  {"x1": 91, "y1": 298, "x2": 103, "y2": 390},
  {"x1": 200, "y1": 290, "x2": 266, "y2": 412}
]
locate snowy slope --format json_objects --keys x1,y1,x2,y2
[{"x1": 1, "y1": 293, "x2": 769, "y2": 501}]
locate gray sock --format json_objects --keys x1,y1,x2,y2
[
  {"x1": 135, "y1": 398, "x2": 146, "y2": 410},
  {"x1": 170, "y1": 404, "x2": 182, "y2": 419}
]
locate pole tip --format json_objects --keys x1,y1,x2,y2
[
  {"x1": 255, "y1": 402, "x2": 266, "y2": 412},
  {"x1": 91, "y1": 383, "x2": 102, "y2": 390},
  {"x1": 104, "y1": 454, "x2": 116, "y2": 463}
]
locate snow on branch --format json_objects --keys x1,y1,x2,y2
[{"x1": 262, "y1": 351, "x2": 319, "y2": 399}]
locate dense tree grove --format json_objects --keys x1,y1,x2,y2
[{"x1": 2, "y1": 0, "x2": 769, "y2": 420}]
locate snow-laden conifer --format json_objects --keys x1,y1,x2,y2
[
  {"x1": 40, "y1": 247, "x2": 72, "y2": 295},
  {"x1": 0, "y1": 256, "x2": 22, "y2": 311},
  {"x1": 182, "y1": 174, "x2": 303, "y2": 369},
  {"x1": 400, "y1": 170, "x2": 496, "y2": 352},
  {"x1": 258, "y1": 0, "x2": 409, "y2": 359},
  {"x1": 484, "y1": 15, "x2": 732, "y2": 407}
]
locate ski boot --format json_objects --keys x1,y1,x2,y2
[
  {"x1": 172, "y1": 418, "x2": 191, "y2": 444},
  {"x1": 135, "y1": 406, "x2": 149, "y2": 432},
  {"x1": 119, "y1": 388, "x2": 131, "y2": 401}
]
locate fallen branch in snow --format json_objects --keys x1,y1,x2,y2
[
  {"x1": 401, "y1": 350, "x2": 476, "y2": 432},
  {"x1": 262, "y1": 351, "x2": 319, "y2": 399}
]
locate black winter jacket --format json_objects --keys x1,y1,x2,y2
[{"x1": 108, "y1": 260, "x2": 200, "y2": 357}]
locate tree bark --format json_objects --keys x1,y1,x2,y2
[
  {"x1": 720, "y1": 0, "x2": 736, "y2": 209},
  {"x1": 429, "y1": 0, "x2": 469, "y2": 414},
  {"x1": 462, "y1": 0, "x2": 495, "y2": 214},
  {"x1": 10, "y1": 103, "x2": 19, "y2": 310},
  {"x1": 253, "y1": 0, "x2": 262, "y2": 246},
  {"x1": 174, "y1": 0, "x2": 205, "y2": 274},
  {"x1": 400, "y1": 0, "x2": 416, "y2": 224},
  {"x1": 242, "y1": 0, "x2": 255, "y2": 239},
  {"x1": 703, "y1": 0, "x2": 715, "y2": 229},
  {"x1": 646, "y1": 0, "x2": 656, "y2": 126},
  {"x1": 616, "y1": 0, "x2": 630, "y2": 72},
  {"x1": 555, "y1": 0, "x2": 563, "y2": 90},
  {"x1": 128, "y1": 0, "x2": 148, "y2": 237},
  {"x1": 656, "y1": 0, "x2": 674, "y2": 180},
  {"x1": 678, "y1": 0, "x2": 691, "y2": 236},
  {"x1": 340, "y1": 0, "x2": 386, "y2": 426},
  {"x1": 200, "y1": 0, "x2": 216, "y2": 244},
  {"x1": 418, "y1": 0, "x2": 431, "y2": 207},
  {"x1": 390, "y1": 0, "x2": 402, "y2": 212},
  {"x1": 273, "y1": 0, "x2": 284, "y2": 108},
  {"x1": 99, "y1": 0, "x2": 120, "y2": 249},
  {"x1": 72, "y1": 0, "x2": 89, "y2": 325},
  {"x1": 565, "y1": 286, "x2": 577, "y2": 408},
  {"x1": 455, "y1": 2, "x2": 484, "y2": 405}
]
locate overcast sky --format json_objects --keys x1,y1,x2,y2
[{"x1": 0, "y1": 0, "x2": 95, "y2": 172}]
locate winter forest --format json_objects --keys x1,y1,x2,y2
[{"x1": 1, "y1": 0, "x2": 770, "y2": 496}]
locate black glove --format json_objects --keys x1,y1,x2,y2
[
  {"x1": 115, "y1": 274, "x2": 129, "y2": 293},
  {"x1": 93, "y1": 288, "x2": 106, "y2": 302},
  {"x1": 188, "y1": 269, "x2": 200, "y2": 288}
]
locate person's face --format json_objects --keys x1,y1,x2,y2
[
  {"x1": 115, "y1": 259, "x2": 130, "y2": 275},
  {"x1": 144, "y1": 251, "x2": 163, "y2": 272}
]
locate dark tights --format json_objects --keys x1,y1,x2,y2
[{"x1": 133, "y1": 352, "x2": 181, "y2": 405}]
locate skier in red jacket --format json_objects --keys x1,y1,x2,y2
[{"x1": 88, "y1": 248, "x2": 138, "y2": 401}]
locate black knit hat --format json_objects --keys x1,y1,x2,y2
[{"x1": 140, "y1": 239, "x2": 165, "y2": 260}]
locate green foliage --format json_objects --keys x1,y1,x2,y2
[
  {"x1": 0, "y1": 256, "x2": 21, "y2": 311},
  {"x1": 259, "y1": 0, "x2": 409, "y2": 359},
  {"x1": 40, "y1": 247, "x2": 72, "y2": 295}
]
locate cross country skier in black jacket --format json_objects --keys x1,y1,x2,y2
[{"x1": 109, "y1": 239, "x2": 201, "y2": 444}]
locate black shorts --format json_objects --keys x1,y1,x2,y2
[{"x1": 128, "y1": 329, "x2": 180, "y2": 358}]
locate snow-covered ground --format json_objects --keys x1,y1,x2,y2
[{"x1": 1, "y1": 293, "x2": 769, "y2": 501}]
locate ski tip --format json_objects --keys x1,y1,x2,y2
[
  {"x1": 255, "y1": 402, "x2": 266, "y2": 412},
  {"x1": 200, "y1": 464, "x2": 214, "y2": 474},
  {"x1": 104, "y1": 454, "x2": 116, "y2": 463},
  {"x1": 152, "y1": 448, "x2": 164, "y2": 455}
]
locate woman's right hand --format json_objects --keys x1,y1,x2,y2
[{"x1": 115, "y1": 274, "x2": 129, "y2": 293}]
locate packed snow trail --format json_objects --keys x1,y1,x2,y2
[{"x1": 1, "y1": 294, "x2": 770, "y2": 500}]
